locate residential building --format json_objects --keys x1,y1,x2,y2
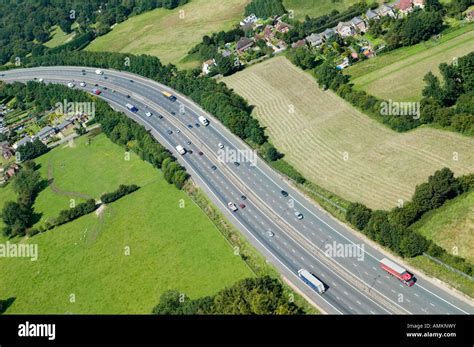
[
  {"x1": 336, "y1": 21, "x2": 355, "y2": 38},
  {"x1": 467, "y1": 10, "x2": 474, "y2": 22},
  {"x1": 240, "y1": 14, "x2": 257, "y2": 27},
  {"x1": 236, "y1": 37, "x2": 254, "y2": 53},
  {"x1": 291, "y1": 39, "x2": 306, "y2": 49},
  {"x1": 275, "y1": 21, "x2": 291, "y2": 33},
  {"x1": 376, "y1": 4, "x2": 395, "y2": 17},
  {"x1": 36, "y1": 125, "x2": 56, "y2": 142},
  {"x1": 13, "y1": 135, "x2": 32, "y2": 150},
  {"x1": 202, "y1": 58, "x2": 217, "y2": 75},
  {"x1": 395, "y1": 0, "x2": 415, "y2": 14},
  {"x1": 350, "y1": 16, "x2": 368, "y2": 33},
  {"x1": 306, "y1": 33, "x2": 324, "y2": 47},
  {"x1": 365, "y1": 9, "x2": 379, "y2": 21},
  {"x1": 322, "y1": 27, "x2": 336, "y2": 40}
]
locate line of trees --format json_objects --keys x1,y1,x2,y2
[
  {"x1": 346, "y1": 168, "x2": 473, "y2": 275},
  {"x1": 1, "y1": 161, "x2": 43, "y2": 237},
  {"x1": 152, "y1": 276, "x2": 304, "y2": 314},
  {"x1": 54, "y1": 199, "x2": 98, "y2": 226},
  {"x1": 100, "y1": 184, "x2": 140, "y2": 204},
  {"x1": 17, "y1": 139, "x2": 49, "y2": 162}
]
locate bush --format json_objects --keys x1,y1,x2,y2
[
  {"x1": 54, "y1": 199, "x2": 98, "y2": 226},
  {"x1": 346, "y1": 202, "x2": 372, "y2": 230},
  {"x1": 100, "y1": 184, "x2": 139, "y2": 204}
]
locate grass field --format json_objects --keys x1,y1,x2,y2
[
  {"x1": 0, "y1": 134, "x2": 252, "y2": 314},
  {"x1": 282, "y1": 0, "x2": 384, "y2": 20},
  {"x1": 223, "y1": 56, "x2": 474, "y2": 209},
  {"x1": 412, "y1": 191, "x2": 474, "y2": 263},
  {"x1": 347, "y1": 24, "x2": 474, "y2": 101},
  {"x1": 86, "y1": 0, "x2": 249, "y2": 69},
  {"x1": 44, "y1": 25, "x2": 76, "y2": 48}
]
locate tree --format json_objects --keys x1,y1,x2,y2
[
  {"x1": 400, "y1": 232, "x2": 430, "y2": 257},
  {"x1": 1, "y1": 201, "x2": 31, "y2": 237},
  {"x1": 346, "y1": 203, "x2": 372, "y2": 230},
  {"x1": 244, "y1": 0, "x2": 286, "y2": 18}
]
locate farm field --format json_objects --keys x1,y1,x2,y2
[
  {"x1": 412, "y1": 191, "x2": 474, "y2": 263},
  {"x1": 86, "y1": 0, "x2": 249, "y2": 69},
  {"x1": 223, "y1": 56, "x2": 474, "y2": 209},
  {"x1": 0, "y1": 134, "x2": 252, "y2": 314},
  {"x1": 282, "y1": 0, "x2": 384, "y2": 20},
  {"x1": 347, "y1": 25, "x2": 474, "y2": 101}
]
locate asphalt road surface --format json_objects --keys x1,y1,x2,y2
[{"x1": 2, "y1": 67, "x2": 473, "y2": 315}]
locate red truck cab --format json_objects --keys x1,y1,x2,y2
[{"x1": 380, "y1": 258, "x2": 415, "y2": 287}]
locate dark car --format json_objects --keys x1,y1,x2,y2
[
  {"x1": 195, "y1": 123, "x2": 200, "y2": 128},
  {"x1": 82, "y1": 72, "x2": 86, "y2": 75},
  {"x1": 198, "y1": 151, "x2": 203, "y2": 156},
  {"x1": 103, "y1": 86, "x2": 108, "y2": 90},
  {"x1": 188, "y1": 150, "x2": 193, "y2": 154},
  {"x1": 82, "y1": 69, "x2": 86, "y2": 72},
  {"x1": 158, "y1": 115, "x2": 163, "y2": 119},
  {"x1": 95, "y1": 83, "x2": 98, "y2": 86},
  {"x1": 233, "y1": 162, "x2": 240, "y2": 167},
  {"x1": 130, "y1": 80, "x2": 134, "y2": 83},
  {"x1": 281, "y1": 190, "x2": 289, "y2": 197},
  {"x1": 187, "y1": 141, "x2": 191, "y2": 145},
  {"x1": 171, "y1": 111, "x2": 176, "y2": 115},
  {"x1": 241, "y1": 195, "x2": 247, "y2": 200},
  {"x1": 211, "y1": 165, "x2": 217, "y2": 171},
  {"x1": 239, "y1": 203, "x2": 246, "y2": 209},
  {"x1": 167, "y1": 130, "x2": 173, "y2": 135},
  {"x1": 126, "y1": 95, "x2": 131, "y2": 98},
  {"x1": 187, "y1": 124, "x2": 193, "y2": 128}
]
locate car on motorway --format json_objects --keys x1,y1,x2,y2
[
  {"x1": 167, "y1": 130, "x2": 173, "y2": 135},
  {"x1": 211, "y1": 165, "x2": 217, "y2": 171},
  {"x1": 218, "y1": 143, "x2": 224, "y2": 149},
  {"x1": 195, "y1": 123, "x2": 200, "y2": 128},
  {"x1": 187, "y1": 124, "x2": 193, "y2": 128},
  {"x1": 158, "y1": 115, "x2": 163, "y2": 119},
  {"x1": 92, "y1": 88, "x2": 101, "y2": 95},
  {"x1": 233, "y1": 162, "x2": 240, "y2": 167},
  {"x1": 239, "y1": 203, "x2": 246, "y2": 209},
  {"x1": 126, "y1": 95, "x2": 130, "y2": 98},
  {"x1": 187, "y1": 141, "x2": 191, "y2": 145},
  {"x1": 94, "y1": 83, "x2": 98, "y2": 86},
  {"x1": 82, "y1": 69, "x2": 86, "y2": 72},
  {"x1": 38, "y1": 78, "x2": 44, "y2": 83},
  {"x1": 95, "y1": 69, "x2": 103, "y2": 75},
  {"x1": 227, "y1": 202, "x2": 238, "y2": 212},
  {"x1": 145, "y1": 112, "x2": 152, "y2": 117},
  {"x1": 241, "y1": 195, "x2": 247, "y2": 200},
  {"x1": 67, "y1": 82, "x2": 75, "y2": 88},
  {"x1": 198, "y1": 151, "x2": 203, "y2": 156},
  {"x1": 266, "y1": 231, "x2": 274, "y2": 238},
  {"x1": 80, "y1": 82, "x2": 86, "y2": 87},
  {"x1": 295, "y1": 212, "x2": 303, "y2": 220},
  {"x1": 177, "y1": 129, "x2": 181, "y2": 133},
  {"x1": 281, "y1": 190, "x2": 289, "y2": 197},
  {"x1": 130, "y1": 80, "x2": 134, "y2": 83},
  {"x1": 171, "y1": 111, "x2": 176, "y2": 115}
]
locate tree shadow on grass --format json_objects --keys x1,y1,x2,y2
[{"x1": 0, "y1": 297, "x2": 16, "y2": 314}]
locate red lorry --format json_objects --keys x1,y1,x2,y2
[{"x1": 380, "y1": 258, "x2": 415, "y2": 287}]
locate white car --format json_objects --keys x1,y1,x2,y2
[
  {"x1": 67, "y1": 82, "x2": 75, "y2": 88},
  {"x1": 295, "y1": 212, "x2": 303, "y2": 220},
  {"x1": 145, "y1": 112, "x2": 152, "y2": 117},
  {"x1": 218, "y1": 143, "x2": 224, "y2": 149},
  {"x1": 227, "y1": 202, "x2": 238, "y2": 212},
  {"x1": 266, "y1": 231, "x2": 274, "y2": 238},
  {"x1": 80, "y1": 82, "x2": 86, "y2": 87},
  {"x1": 38, "y1": 78, "x2": 44, "y2": 83},
  {"x1": 95, "y1": 69, "x2": 103, "y2": 75}
]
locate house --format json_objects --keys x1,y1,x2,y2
[
  {"x1": 322, "y1": 27, "x2": 336, "y2": 40},
  {"x1": 275, "y1": 21, "x2": 291, "y2": 33},
  {"x1": 466, "y1": 10, "x2": 474, "y2": 22},
  {"x1": 240, "y1": 14, "x2": 257, "y2": 27},
  {"x1": 336, "y1": 21, "x2": 355, "y2": 38},
  {"x1": 365, "y1": 9, "x2": 379, "y2": 21},
  {"x1": 36, "y1": 126, "x2": 56, "y2": 142},
  {"x1": 202, "y1": 58, "x2": 217, "y2": 75},
  {"x1": 236, "y1": 37, "x2": 254, "y2": 53},
  {"x1": 2, "y1": 146, "x2": 13, "y2": 160},
  {"x1": 395, "y1": 0, "x2": 415, "y2": 14},
  {"x1": 263, "y1": 25, "x2": 275, "y2": 41},
  {"x1": 413, "y1": 0, "x2": 425, "y2": 8},
  {"x1": 5, "y1": 164, "x2": 19, "y2": 178},
  {"x1": 306, "y1": 33, "x2": 324, "y2": 47},
  {"x1": 291, "y1": 39, "x2": 306, "y2": 49},
  {"x1": 55, "y1": 119, "x2": 75, "y2": 134},
  {"x1": 350, "y1": 16, "x2": 368, "y2": 33},
  {"x1": 336, "y1": 57, "x2": 350, "y2": 70},
  {"x1": 13, "y1": 135, "x2": 32, "y2": 150},
  {"x1": 376, "y1": 4, "x2": 395, "y2": 17}
]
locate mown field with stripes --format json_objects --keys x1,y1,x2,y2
[{"x1": 223, "y1": 56, "x2": 474, "y2": 209}]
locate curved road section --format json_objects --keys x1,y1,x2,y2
[{"x1": 2, "y1": 67, "x2": 473, "y2": 315}]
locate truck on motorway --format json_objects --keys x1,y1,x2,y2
[
  {"x1": 198, "y1": 116, "x2": 209, "y2": 126},
  {"x1": 176, "y1": 145, "x2": 186, "y2": 155},
  {"x1": 298, "y1": 269, "x2": 325, "y2": 294},
  {"x1": 162, "y1": 91, "x2": 177, "y2": 102},
  {"x1": 380, "y1": 258, "x2": 415, "y2": 286},
  {"x1": 125, "y1": 103, "x2": 138, "y2": 112}
]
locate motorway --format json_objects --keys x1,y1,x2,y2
[{"x1": 2, "y1": 67, "x2": 473, "y2": 314}]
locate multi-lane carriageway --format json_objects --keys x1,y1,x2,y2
[{"x1": 2, "y1": 67, "x2": 473, "y2": 315}]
